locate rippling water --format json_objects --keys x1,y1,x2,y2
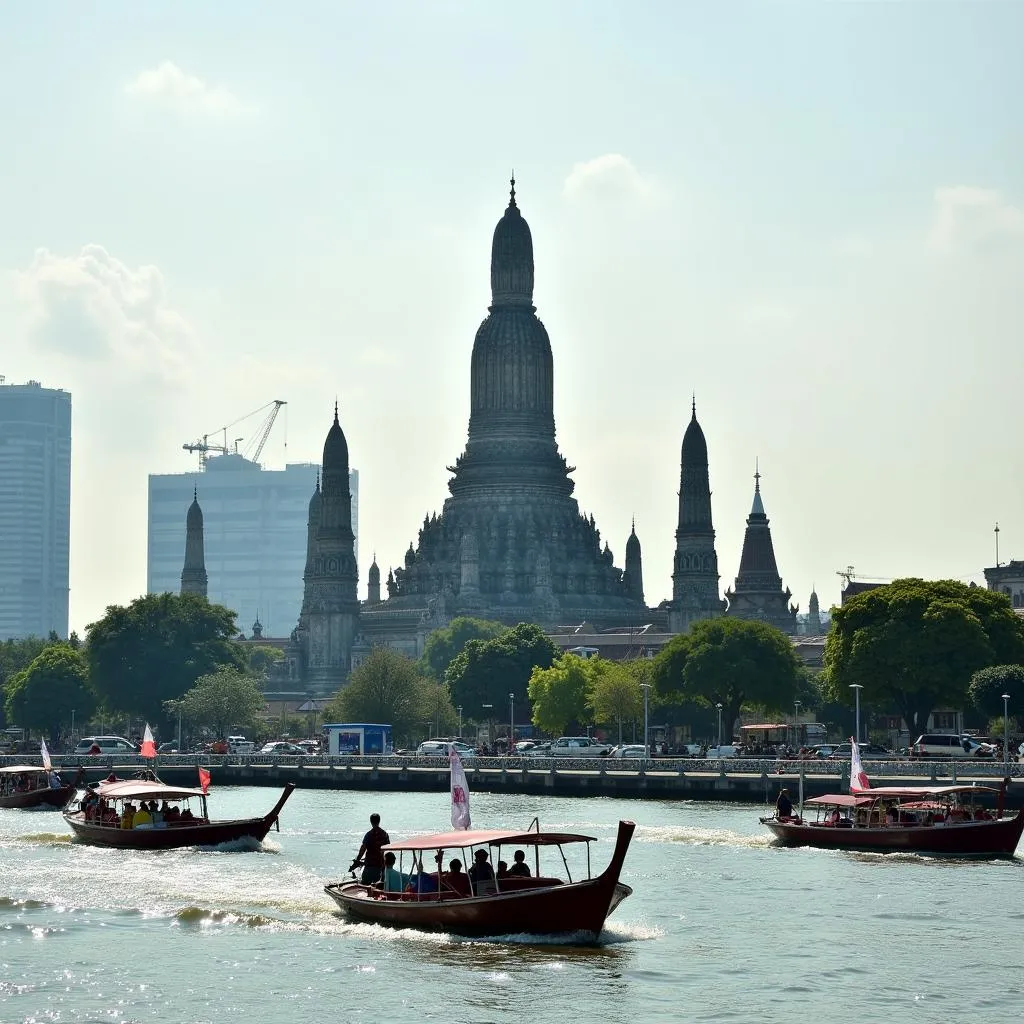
[{"x1": 1, "y1": 787, "x2": 1021, "y2": 1023}]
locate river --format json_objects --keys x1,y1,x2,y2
[{"x1": 2, "y1": 787, "x2": 1021, "y2": 1023}]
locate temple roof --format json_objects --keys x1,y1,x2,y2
[
  {"x1": 323, "y1": 403, "x2": 349, "y2": 471},
  {"x1": 681, "y1": 399, "x2": 708, "y2": 466}
]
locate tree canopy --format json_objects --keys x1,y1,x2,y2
[
  {"x1": 245, "y1": 645, "x2": 284, "y2": 678},
  {"x1": 420, "y1": 616, "x2": 505, "y2": 681},
  {"x1": 823, "y1": 579, "x2": 1024, "y2": 736},
  {"x1": 589, "y1": 659, "x2": 647, "y2": 744},
  {"x1": 968, "y1": 664, "x2": 1024, "y2": 720},
  {"x1": 2, "y1": 643, "x2": 96, "y2": 740},
  {"x1": 165, "y1": 668, "x2": 265, "y2": 739},
  {"x1": 444, "y1": 623, "x2": 557, "y2": 720},
  {"x1": 85, "y1": 593, "x2": 244, "y2": 724},
  {"x1": 528, "y1": 654, "x2": 594, "y2": 736},
  {"x1": 323, "y1": 647, "x2": 441, "y2": 747},
  {"x1": 652, "y1": 617, "x2": 803, "y2": 744}
]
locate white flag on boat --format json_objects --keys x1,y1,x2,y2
[
  {"x1": 850, "y1": 737, "x2": 870, "y2": 793},
  {"x1": 449, "y1": 745, "x2": 471, "y2": 830},
  {"x1": 140, "y1": 724, "x2": 157, "y2": 759},
  {"x1": 40, "y1": 738, "x2": 52, "y2": 772}
]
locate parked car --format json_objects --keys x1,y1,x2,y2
[
  {"x1": 909, "y1": 734, "x2": 996, "y2": 759},
  {"x1": 227, "y1": 735, "x2": 255, "y2": 754},
  {"x1": 705, "y1": 744, "x2": 739, "y2": 758},
  {"x1": 810, "y1": 743, "x2": 837, "y2": 758},
  {"x1": 523, "y1": 741, "x2": 552, "y2": 757},
  {"x1": 549, "y1": 736, "x2": 612, "y2": 757},
  {"x1": 415, "y1": 740, "x2": 476, "y2": 758},
  {"x1": 74, "y1": 735, "x2": 138, "y2": 755},
  {"x1": 608, "y1": 744, "x2": 648, "y2": 759},
  {"x1": 829, "y1": 742, "x2": 893, "y2": 760},
  {"x1": 259, "y1": 741, "x2": 307, "y2": 755},
  {"x1": 156, "y1": 742, "x2": 180, "y2": 754}
]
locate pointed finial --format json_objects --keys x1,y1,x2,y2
[
  {"x1": 509, "y1": 170, "x2": 517, "y2": 208},
  {"x1": 333, "y1": 399, "x2": 339, "y2": 424},
  {"x1": 631, "y1": 515, "x2": 636, "y2": 533},
  {"x1": 193, "y1": 486, "x2": 198, "y2": 502},
  {"x1": 315, "y1": 468, "x2": 320, "y2": 492},
  {"x1": 754, "y1": 457, "x2": 761, "y2": 492},
  {"x1": 691, "y1": 393, "x2": 696, "y2": 418}
]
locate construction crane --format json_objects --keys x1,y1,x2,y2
[{"x1": 183, "y1": 400, "x2": 287, "y2": 468}]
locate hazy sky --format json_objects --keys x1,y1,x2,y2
[{"x1": 2, "y1": 2, "x2": 1022, "y2": 636}]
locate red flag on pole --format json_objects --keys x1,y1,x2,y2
[
  {"x1": 140, "y1": 724, "x2": 157, "y2": 759},
  {"x1": 198, "y1": 767, "x2": 211, "y2": 794}
]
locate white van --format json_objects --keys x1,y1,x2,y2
[
  {"x1": 74, "y1": 736, "x2": 138, "y2": 755},
  {"x1": 227, "y1": 736, "x2": 255, "y2": 754}
]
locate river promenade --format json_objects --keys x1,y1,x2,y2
[{"x1": 12, "y1": 752, "x2": 1024, "y2": 807}]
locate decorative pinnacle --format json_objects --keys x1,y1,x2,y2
[
  {"x1": 509, "y1": 170, "x2": 517, "y2": 208},
  {"x1": 691, "y1": 393, "x2": 696, "y2": 418},
  {"x1": 333, "y1": 399, "x2": 339, "y2": 424},
  {"x1": 754, "y1": 457, "x2": 761, "y2": 492},
  {"x1": 193, "y1": 486, "x2": 198, "y2": 502},
  {"x1": 315, "y1": 469, "x2": 320, "y2": 491}
]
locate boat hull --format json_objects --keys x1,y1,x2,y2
[
  {"x1": 761, "y1": 809, "x2": 1024, "y2": 858},
  {"x1": 62, "y1": 783, "x2": 294, "y2": 850},
  {"x1": 324, "y1": 820, "x2": 635, "y2": 938},
  {"x1": 0, "y1": 785, "x2": 75, "y2": 810}
]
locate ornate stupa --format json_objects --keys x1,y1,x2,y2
[{"x1": 180, "y1": 489, "x2": 208, "y2": 598}]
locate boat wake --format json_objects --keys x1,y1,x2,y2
[
  {"x1": 7, "y1": 832, "x2": 73, "y2": 846},
  {"x1": 639, "y1": 824, "x2": 771, "y2": 849}
]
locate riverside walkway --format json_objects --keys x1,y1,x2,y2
[{"x1": 14, "y1": 753, "x2": 1024, "y2": 808}]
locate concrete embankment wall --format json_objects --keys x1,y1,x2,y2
[{"x1": 38, "y1": 754, "x2": 1024, "y2": 809}]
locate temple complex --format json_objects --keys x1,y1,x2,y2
[{"x1": 724, "y1": 468, "x2": 798, "y2": 633}]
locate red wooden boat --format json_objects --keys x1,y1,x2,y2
[
  {"x1": 324, "y1": 819, "x2": 635, "y2": 938},
  {"x1": 0, "y1": 765, "x2": 74, "y2": 809},
  {"x1": 761, "y1": 782, "x2": 1024, "y2": 858},
  {"x1": 63, "y1": 778, "x2": 295, "y2": 849}
]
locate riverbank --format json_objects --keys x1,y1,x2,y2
[{"x1": 13, "y1": 753, "x2": 1024, "y2": 808}]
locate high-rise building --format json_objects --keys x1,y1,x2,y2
[
  {"x1": 0, "y1": 379, "x2": 71, "y2": 640},
  {"x1": 147, "y1": 454, "x2": 358, "y2": 636}
]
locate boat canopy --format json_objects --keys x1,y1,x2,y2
[
  {"x1": 384, "y1": 828, "x2": 596, "y2": 852},
  {"x1": 0, "y1": 765, "x2": 47, "y2": 775},
  {"x1": 803, "y1": 794, "x2": 876, "y2": 808},
  {"x1": 94, "y1": 780, "x2": 205, "y2": 801},
  {"x1": 855, "y1": 785, "x2": 1000, "y2": 798}
]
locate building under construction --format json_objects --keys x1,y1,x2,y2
[{"x1": 146, "y1": 401, "x2": 358, "y2": 637}]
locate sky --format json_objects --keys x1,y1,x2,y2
[{"x1": 1, "y1": 1, "x2": 1022, "y2": 636}]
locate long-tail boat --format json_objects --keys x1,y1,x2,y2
[{"x1": 0, "y1": 765, "x2": 75, "y2": 809}]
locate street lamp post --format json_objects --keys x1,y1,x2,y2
[
  {"x1": 481, "y1": 704, "x2": 493, "y2": 750},
  {"x1": 457, "y1": 706, "x2": 463, "y2": 739},
  {"x1": 850, "y1": 684, "x2": 863, "y2": 744},
  {"x1": 71, "y1": 709, "x2": 75, "y2": 747},
  {"x1": 716, "y1": 703, "x2": 723, "y2": 750},
  {"x1": 1002, "y1": 693, "x2": 1011, "y2": 768},
  {"x1": 793, "y1": 700, "x2": 801, "y2": 752},
  {"x1": 177, "y1": 710, "x2": 182, "y2": 753},
  {"x1": 509, "y1": 693, "x2": 515, "y2": 750},
  {"x1": 641, "y1": 683, "x2": 651, "y2": 759}
]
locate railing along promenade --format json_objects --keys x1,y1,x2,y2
[{"x1": 6, "y1": 753, "x2": 1024, "y2": 808}]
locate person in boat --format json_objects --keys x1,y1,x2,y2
[
  {"x1": 352, "y1": 813, "x2": 391, "y2": 886},
  {"x1": 775, "y1": 789, "x2": 793, "y2": 820},
  {"x1": 469, "y1": 848, "x2": 496, "y2": 893},
  {"x1": 120, "y1": 803, "x2": 136, "y2": 829},
  {"x1": 48, "y1": 771, "x2": 63, "y2": 789},
  {"x1": 133, "y1": 803, "x2": 153, "y2": 828},
  {"x1": 149, "y1": 801, "x2": 164, "y2": 825},
  {"x1": 373, "y1": 851, "x2": 410, "y2": 893},
  {"x1": 180, "y1": 805, "x2": 195, "y2": 820},
  {"x1": 442, "y1": 858, "x2": 472, "y2": 896},
  {"x1": 508, "y1": 849, "x2": 531, "y2": 877},
  {"x1": 496, "y1": 860, "x2": 509, "y2": 880},
  {"x1": 405, "y1": 854, "x2": 440, "y2": 896}
]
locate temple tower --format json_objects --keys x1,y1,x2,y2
[
  {"x1": 668, "y1": 401, "x2": 724, "y2": 632},
  {"x1": 180, "y1": 489, "x2": 208, "y2": 598},
  {"x1": 367, "y1": 556, "x2": 381, "y2": 604},
  {"x1": 807, "y1": 587, "x2": 822, "y2": 633},
  {"x1": 623, "y1": 521, "x2": 644, "y2": 604},
  {"x1": 724, "y1": 466, "x2": 798, "y2": 633}
]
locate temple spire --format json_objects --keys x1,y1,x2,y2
[{"x1": 509, "y1": 170, "x2": 517, "y2": 208}]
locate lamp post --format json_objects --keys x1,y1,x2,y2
[
  {"x1": 71, "y1": 709, "x2": 75, "y2": 747},
  {"x1": 1002, "y1": 693, "x2": 1011, "y2": 768},
  {"x1": 509, "y1": 692, "x2": 515, "y2": 750},
  {"x1": 793, "y1": 700, "x2": 801, "y2": 751},
  {"x1": 177, "y1": 710, "x2": 182, "y2": 753},
  {"x1": 481, "y1": 704, "x2": 493, "y2": 750},
  {"x1": 457, "y1": 706, "x2": 463, "y2": 739},
  {"x1": 850, "y1": 684, "x2": 863, "y2": 744},
  {"x1": 716, "y1": 703, "x2": 723, "y2": 750},
  {"x1": 641, "y1": 683, "x2": 651, "y2": 759}
]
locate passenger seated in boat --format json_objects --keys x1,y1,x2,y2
[
  {"x1": 48, "y1": 771, "x2": 63, "y2": 789},
  {"x1": 469, "y1": 849, "x2": 496, "y2": 894},
  {"x1": 442, "y1": 858, "x2": 472, "y2": 897},
  {"x1": 374, "y1": 852, "x2": 410, "y2": 893},
  {"x1": 133, "y1": 804, "x2": 153, "y2": 828},
  {"x1": 180, "y1": 806, "x2": 195, "y2": 821},
  {"x1": 405, "y1": 856, "x2": 439, "y2": 896},
  {"x1": 975, "y1": 807, "x2": 992, "y2": 820},
  {"x1": 827, "y1": 808, "x2": 841, "y2": 826},
  {"x1": 886, "y1": 804, "x2": 899, "y2": 824},
  {"x1": 149, "y1": 801, "x2": 164, "y2": 825},
  {"x1": 508, "y1": 849, "x2": 531, "y2": 877},
  {"x1": 496, "y1": 860, "x2": 509, "y2": 880},
  {"x1": 120, "y1": 804, "x2": 136, "y2": 829},
  {"x1": 165, "y1": 804, "x2": 181, "y2": 822}
]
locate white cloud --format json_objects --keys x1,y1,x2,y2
[
  {"x1": 929, "y1": 185, "x2": 1024, "y2": 252},
  {"x1": 14, "y1": 245, "x2": 197, "y2": 380},
  {"x1": 563, "y1": 154, "x2": 656, "y2": 204},
  {"x1": 125, "y1": 61, "x2": 248, "y2": 116}
]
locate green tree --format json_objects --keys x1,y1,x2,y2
[
  {"x1": 420, "y1": 616, "x2": 505, "y2": 681},
  {"x1": 323, "y1": 647, "x2": 430, "y2": 747},
  {"x1": 2, "y1": 644, "x2": 96, "y2": 740},
  {"x1": 528, "y1": 654, "x2": 594, "y2": 736},
  {"x1": 652, "y1": 617, "x2": 804, "y2": 745},
  {"x1": 165, "y1": 668, "x2": 265, "y2": 740},
  {"x1": 445, "y1": 622, "x2": 558, "y2": 720},
  {"x1": 420, "y1": 679, "x2": 459, "y2": 739},
  {"x1": 244, "y1": 645, "x2": 284, "y2": 678},
  {"x1": 823, "y1": 579, "x2": 1024, "y2": 737},
  {"x1": 86, "y1": 593, "x2": 244, "y2": 725},
  {"x1": 968, "y1": 664, "x2": 1024, "y2": 720},
  {"x1": 589, "y1": 658, "x2": 646, "y2": 744}
]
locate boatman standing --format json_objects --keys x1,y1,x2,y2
[
  {"x1": 351, "y1": 813, "x2": 390, "y2": 886},
  {"x1": 775, "y1": 788, "x2": 793, "y2": 820}
]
